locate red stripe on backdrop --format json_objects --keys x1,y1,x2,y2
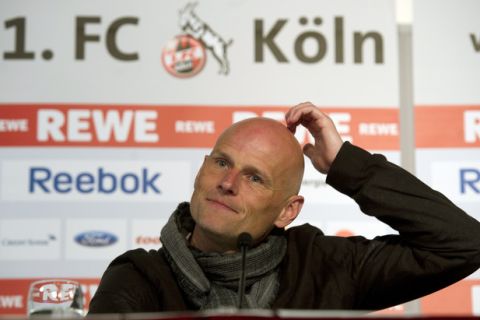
[
  {"x1": 420, "y1": 279, "x2": 480, "y2": 316},
  {"x1": 2, "y1": 278, "x2": 477, "y2": 316},
  {"x1": 415, "y1": 105, "x2": 480, "y2": 148},
  {"x1": 0, "y1": 104, "x2": 399, "y2": 150}
]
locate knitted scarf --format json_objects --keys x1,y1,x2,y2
[{"x1": 160, "y1": 202, "x2": 287, "y2": 309}]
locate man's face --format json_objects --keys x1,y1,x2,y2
[{"x1": 189, "y1": 119, "x2": 303, "y2": 250}]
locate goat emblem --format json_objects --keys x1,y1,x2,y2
[{"x1": 178, "y1": 3, "x2": 233, "y2": 75}]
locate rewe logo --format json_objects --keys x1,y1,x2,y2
[
  {"x1": 37, "y1": 109, "x2": 159, "y2": 143},
  {"x1": 0, "y1": 295, "x2": 23, "y2": 309},
  {"x1": 162, "y1": 2, "x2": 233, "y2": 78}
]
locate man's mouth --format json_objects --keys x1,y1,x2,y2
[{"x1": 207, "y1": 198, "x2": 238, "y2": 213}]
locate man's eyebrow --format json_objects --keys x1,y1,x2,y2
[
  {"x1": 210, "y1": 151, "x2": 273, "y2": 184},
  {"x1": 243, "y1": 165, "x2": 273, "y2": 184},
  {"x1": 210, "y1": 151, "x2": 232, "y2": 163}
]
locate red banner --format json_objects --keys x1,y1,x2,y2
[
  {"x1": 416, "y1": 105, "x2": 480, "y2": 148},
  {"x1": 2, "y1": 278, "x2": 478, "y2": 316},
  {"x1": 0, "y1": 104, "x2": 399, "y2": 150},
  {"x1": 421, "y1": 279, "x2": 480, "y2": 315}
]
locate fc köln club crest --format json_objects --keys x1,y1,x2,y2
[{"x1": 162, "y1": 3, "x2": 233, "y2": 78}]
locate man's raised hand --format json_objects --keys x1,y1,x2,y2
[{"x1": 285, "y1": 102, "x2": 344, "y2": 174}]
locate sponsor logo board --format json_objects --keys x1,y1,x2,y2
[
  {"x1": 413, "y1": 0, "x2": 480, "y2": 104},
  {"x1": 0, "y1": 1, "x2": 397, "y2": 106},
  {"x1": 74, "y1": 231, "x2": 118, "y2": 248},
  {"x1": 131, "y1": 219, "x2": 168, "y2": 251},
  {"x1": 1, "y1": 160, "x2": 190, "y2": 202},
  {"x1": 431, "y1": 162, "x2": 480, "y2": 202},
  {"x1": 416, "y1": 106, "x2": 480, "y2": 148},
  {"x1": 0, "y1": 219, "x2": 60, "y2": 261},
  {"x1": 0, "y1": 105, "x2": 399, "y2": 150},
  {"x1": 65, "y1": 219, "x2": 126, "y2": 260}
]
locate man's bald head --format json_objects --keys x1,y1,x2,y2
[
  {"x1": 189, "y1": 117, "x2": 305, "y2": 252},
  {"x1": 214, "y1": 117, "x2": 305, "y2": 196}
]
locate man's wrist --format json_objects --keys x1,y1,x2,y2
[{"x1": 326, "y1": 142, "x2": 372, "y2": 197}]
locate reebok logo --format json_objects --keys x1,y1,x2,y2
[
  {"x1": 1, "y1": 160, "x2": 190, "y2": 202},
  {"x1": 29, "y1": 167, "x2": 161, "y2": 194}
]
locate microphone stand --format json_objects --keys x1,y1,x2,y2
[{"x1": 237, "y1": 232, "x2": 252, "y2": 309}]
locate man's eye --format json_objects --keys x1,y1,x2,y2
[
  {"x1": 215, "y1": 159, "x2": 228, "y2": 167},
  {"x1": 249, "y1": 175, "x2": 263, "y2": 184}
]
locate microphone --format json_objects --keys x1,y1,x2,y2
[{"x1": 237, "y1": 232, "x2": 253, "y2": 309}]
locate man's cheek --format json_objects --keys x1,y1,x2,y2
[
  {"x1": 193, "y1": 173, "x2": 201, "y2": 189},
  {"x1": 195, "y1": 170, "x2": 214, "y2": 190}
]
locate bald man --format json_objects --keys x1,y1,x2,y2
[
  {"x1": 89, "y1": 103, "x2": 480, "y2": 313},
  {"x1": 189, "y1": 115, "x2": 305, "y2": 253}
]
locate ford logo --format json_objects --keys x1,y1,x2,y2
[{"x1": 74, "y1": 231, "x2": 118, "y2": 247}]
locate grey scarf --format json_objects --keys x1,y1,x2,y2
[{"x1": 160, "y1": 202, "x2": 287, "y2": 309}]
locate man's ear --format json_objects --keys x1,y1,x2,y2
[{"x1": 274, "y1": 195, "x2": 304, "y2": 228}]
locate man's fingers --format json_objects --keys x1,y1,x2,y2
[
  {"x1": 287, "y1": 102, "x2": 343, "y2": 174},
  {"x1": 286, "y1": 107, "x2": 313, "y2": 134},
  {"x1": 285, "y1": 102, "x2": 314, "y2": 126},
  {"x1": 285, "y1": 102, "x2": 331, "y2": 134},
  {"x1": 285, "y1": 102, "x2": 311, "y2": 121}
]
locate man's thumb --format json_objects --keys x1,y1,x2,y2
[{"x1": 303, "y1": 143, "x2": 315, "y2": 159}]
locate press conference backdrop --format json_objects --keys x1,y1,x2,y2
[
  {"x1": 412, "y1": 0, "x2": 480, "y2": 315},
  {"x1": 0, "y1": 0, "x2": 477, "y2": 316}
]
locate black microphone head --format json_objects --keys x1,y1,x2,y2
[{"x1": 237, "y1": 232, "x2": 253, "y2": 249}]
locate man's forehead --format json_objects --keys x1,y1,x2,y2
[
  {"x1": 217, "y1": 120, "x2": 285, "y2": 147},
  {"x1": 212, "y1": 117, "x2": 303, "y2": 169},
  {"x1": 213, "y1": 129, "x2": 277, "y2": 157},
  {"x1": 212, "y1": 140, "x2": 271, "y2": 162}
]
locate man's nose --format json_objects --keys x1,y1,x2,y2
[{"x1": 218, "y1": 169, "x2": 240, "y2": 195}]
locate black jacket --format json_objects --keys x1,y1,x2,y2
[{"x1": 88, "y1": 143, "x2": 480, "y2": 313}]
